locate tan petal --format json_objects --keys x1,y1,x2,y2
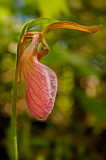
[
  {"x1": 43, "y1": 21, "x2": 102, "y2": 34},
  {"x1": 17, "y1": 32, "x2": 41, "y2": 84}
]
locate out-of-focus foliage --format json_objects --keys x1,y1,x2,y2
[{"x1": 0, "y1": 0, "x2": 106, "y2": 160}]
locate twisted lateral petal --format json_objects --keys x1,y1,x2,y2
[
  {"x1": 23, "y1": 56, "x2": 57, "y2": 119},
  {"x1": 17, "y1": 31, "x2": 38, "y2": 62},
  {"x1": 17, "y1": 33, "x2": 41, "y2": 83},
  {"x1": 43, "y1": 21, "x2": 102, "y2": 34}
]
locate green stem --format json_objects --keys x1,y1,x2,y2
[{"x1": 11, "y1": 64, "x2": 18, "y2": 160}]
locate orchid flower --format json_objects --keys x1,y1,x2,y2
[{"x1": 17, "y1": 21, "x2": 102, "y2": 119}]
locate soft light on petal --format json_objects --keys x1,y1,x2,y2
[
  {"x1": 18, "y1": 33, "x2": 57, "y2": 119},
  {"x1": 23, "y1": 56, "x2": 57, "y2": 119},
  {"x1": 43, "y1": 21, "x2": 102, "y2": 34},
  {"x1": 17, "y1": 32, "x2": 41, "y2": 84}
]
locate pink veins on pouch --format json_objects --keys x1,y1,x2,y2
[{"x1": 21, "y1": 34, "x2": 57, "y2": 119}]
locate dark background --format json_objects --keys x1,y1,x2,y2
[{"x1": 0, "y1": 0, "x2": 106, "y2": 159}]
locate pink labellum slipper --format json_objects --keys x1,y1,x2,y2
[{"x1": 18, "y1": 33, "x2": 57, "y2": 119}]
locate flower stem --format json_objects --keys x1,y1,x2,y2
[{"x1": 11, "y1": 64, "x2": 18, "y2": 160}]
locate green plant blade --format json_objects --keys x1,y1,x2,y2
[
  {"x1": 21, "y1": 18, "x2": 58, "y2": 37},
  {"x1": 75, "y1": 89, "x2": 106, "y2": 122}
]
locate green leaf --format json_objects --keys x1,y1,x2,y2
[
  {"x1": 36, "y1": 0, "x2": 70, "y2": 18},
  {"x1": 60, "y1": 51, "x2": 96, "y2": 76},
  {"x1": 75, "y1": 89, "x2": 106, "y2": 122},
  {"x1": 53, "y1": 46, "x2": 98, "y2": 77},
  {"x1": 21, "y1": 18, "x2": 58, "y2": 37}
]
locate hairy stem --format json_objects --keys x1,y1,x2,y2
[{"x1": 11, "y1": 64, "x2": 18, "y2": 160}]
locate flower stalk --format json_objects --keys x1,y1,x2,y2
[{"x1": 11, "y1": 64, "x2": 18, "y2": 160}]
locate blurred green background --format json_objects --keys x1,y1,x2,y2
[{"x1": 0, "y1": 0, "x2": 106, "y2": 160}]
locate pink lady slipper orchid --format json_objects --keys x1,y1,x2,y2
[
  {"x1": 17, "y1": 21, "x2": 102, "y2": 119},
  {"x1": 17, "y1": 32, "x2": 57, "y2": 119}
]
